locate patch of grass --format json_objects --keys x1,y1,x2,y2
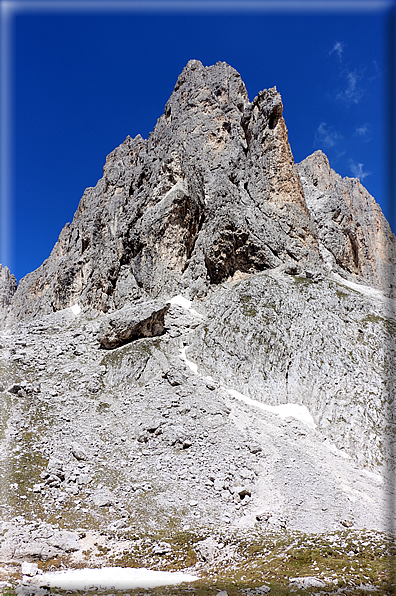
[
  {"x1": 97, "y1": 401, "x2": 111, "y2": 413},
  {"x1": 363, "y1": 314, "x2": 396, "y2": 336},
  {"x1": 242, "y1": 307, "x2": 257, "y2": 317},
  {"x1": 336, "y1": 289, "x2": 349, "y2": 300},
  {"x1": 4, "y1": 528, "x2": 393, "y2": 596},
  {"x1": 293, "y1": 276, "x2": 312, "y2": 286}
]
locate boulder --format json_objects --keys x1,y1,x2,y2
[{"x1": 99, "y1": 300, "x2": 170, "y2": 349}]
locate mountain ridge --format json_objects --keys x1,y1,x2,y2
[
  {"x1": 2, "y1": 60, "x2": 394, "y2": 329},
  {"x1": 0, "y1": 60, "x2": 395, "y2": 592}
]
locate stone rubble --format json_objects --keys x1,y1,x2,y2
[{"x1": 0, "y1": 60, "x2": 394, "y2": 592}]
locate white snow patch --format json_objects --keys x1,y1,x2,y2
[
  {"x1": 180, "y1": 346, "x2": 198, "y2": 374},
  {"x1": 362, "y1": 469, "x2": 383, "y2": 483},
  {"x1": 225, "y1": 388, "x2": 316, "y2": 429},
  {"x1": 70, "y1": 304, "x2": 81, "y2": 315},
  {"x1": 170, "y1": 295, "x2": 192, "y2": 309},
  {"x1": 333, "y1": 273, "x2": 396, "y2": 303},
  {"x1": 30, "y1": 567, "x2": 199, "y2": 590},
  {"x1": 189, "y1": 307, "x2": 204, "y2": 318},
  {"x1": 322, "y1": 439, "x2": 351, "y2": 459},
  {"x1": 169, "y1": 294, "x2": 203, "y2": 318}
]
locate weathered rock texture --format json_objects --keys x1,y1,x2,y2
[
  {"x1": 297, "y1": 150, "x2": 396, "y2": 295},
  {"x1": 7, "y1": 60, "x2": 325, "y2": 325},
  {"x1": 99, "y1": 300, "x2": 170, "y2": 349},
  {"x1": 0, "y1": 271, "x2": 393, "y2": 544},
  {"x1": 0, "y1": 62, "x2": 395, "y2": 574},
  {"x1": 0, "y1": 265, "x2": 17, "y2": 319}
]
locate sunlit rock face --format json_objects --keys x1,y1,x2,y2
[
  {"x1": 0, "y1": 62, "x2": 395, "y2": 551},
  {"x1": 0, "y1": 265, "x2": 17, "y2": 319},
  {"x1": 7, "y1": 60, "x2": 324, "y2": 324},
  {"x1": 296, "y1": 150, "x2": 396, "y2": 296}
]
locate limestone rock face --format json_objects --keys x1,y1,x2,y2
[
  {"x1": 0, "y1": 265, "x2": 17, "y2": 325},
  {"x1": 7, "y1": 60, "x2": 321, "y2": 323},
  {"x1": 1, "y1": 61, "x2": 396, "y2": 576},
  {"x1": 0, "y1": 269, "x2": 393, "y2": 540},
  {"x1": 296, "y1": 150, "x2": 396, "y2": 296},
  {"x1": 0, "y1": 265, "x2": 17, "y2": 309},
  {"x1": 99, "y1": 300, "x2": 170, "y2": 349},
  {"x1": 188, "y1": 269, "x2": 395, "y2": 471}
]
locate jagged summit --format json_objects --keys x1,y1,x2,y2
[
  {"x1": 1, "y1": 61, "x2": 395, "y2": 326},
  {"x1": 297, "y1": 150, "x2": 396, "y2": 293},
  {"x1": 0, "y1": 62, "x2": 395, "y2": 582}
]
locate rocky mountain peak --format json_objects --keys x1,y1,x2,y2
[
  {"x1": 296, "y1": 150, "x2": 396, "y2": 294},
  {"x1": 4, "y1": 61, "x2": 323, "y2": 324},
  {"x1": 0, "y1": 62, "x2": 395, "y2": 584},
  {"x1": 1, "y1": 60, "x2": 394, "y2": 326}
]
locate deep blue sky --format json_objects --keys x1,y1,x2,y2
[{"x1": 2, "y1": 1, "x2": 394, "y2": 280}]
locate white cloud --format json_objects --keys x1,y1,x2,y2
[
  {"x1": 336, "y1": 68, "x2": 364, "y2": 105},
  {"x1": 349, "y1": 160, "x2": 370, "y2": 182},
  {"x1": 354, "y1": 124, "x2": 369, "y2": 137},
  {"x1": 328, "y1": 42, "x2": 368, "y2": 106},
  {"x1": 354, "y1": 124, "x2": 371, "y2": 142},
  {"x1": 329, "y1": 41, "x2": 345, "y2": 61},
  {"x1": 314, "y1": 122, "x2": 343, "y2": 148}
]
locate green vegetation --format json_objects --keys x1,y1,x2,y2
[
  {"x1": 1, "y1": 527, "x2": 393, "y2": 595},
  {"x1": 238, "y1": 294, "x2": 258, "y2": 317},
  {"x1": 293, "y1": 276, "x2": 313, "y2": 286},
  {"x1": 362, "y1": 314, "x2": 396, "y2": 336},
  {"x1": 336, "y1": 289, "x2": 349, "y2": 300}
]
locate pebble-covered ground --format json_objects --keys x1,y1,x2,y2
[
  {"x1": 1, "y1": 271, "x2": 395, "y2": 596},
  {"x1": 0, "y1": 526, "x2": 394, "y2": 594}
]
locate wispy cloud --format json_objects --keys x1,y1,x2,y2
[
  {"x1": 329, "y1": 41, "x2": 345, "y2": 62},
  {"x1": 336, "y1": 68, "x2": 365, "y2": 105},
  {"x1": 354, "y1": 123, "x2": 371, "y2": 142},
  {"x1": 314, "y1": 122, "x2": 343, "y2": 148},
  {"x1": 349, "y1": 159, "x2": 370, "y2": 181},
  {"x1": 328, "y1": 41, "x2": 367, "y2": 106},
  {"x1": 354, "y1": 124, "x2": 368, "y2": 137}
]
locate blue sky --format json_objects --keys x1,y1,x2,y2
[{"x1": 1, "y1": 0, "x2": 395, "y2": 281}]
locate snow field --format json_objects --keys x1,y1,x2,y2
[{"x1": 30, "y1": 567, "x2": 199, "y2": 590}]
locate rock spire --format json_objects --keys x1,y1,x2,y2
[{"x1": 3, "y1": 60, "x2": 395, "y2": 325}]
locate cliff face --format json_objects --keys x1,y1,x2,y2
[
  {"x1": 296, "y1": 150, "x2": 396, "y2": 295},
  {"x1": 8, "y1": 60, "x2": 322, "y2": 324},
  {"x1": 0, "y1": 62, "x2": 395, "y2": 557},
  {"x1": 0, "y1": 265, "x2": 17, "y2": 308},
  {"x1": 0, "y1": 265, "x2": 17, "y2": 324}
]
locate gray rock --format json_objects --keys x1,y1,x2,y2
[
  {"x1": 0, "y1": 265, "x2": 17, "y2": 324},
  {"x1": 296, "y1": 150, "x2": 396, "y2": 296},
  {"x1": 195, "y1": 537, "x2": 220, "y2": 562},
  {"x1": 92, "y1": 488, "x2": 116, "y2": 507},
  {"x1": 4, "y1": 62, "x2": 394, "y2": 328},
  {"x1": 164, "y1": 367, "x2": 186, "y2": 386},
  {"x1": 289, "y1": 577, "x2": 327, "y2": 589},
  {"x1": 5, "y1": 61, "x2": 323, "y2": 324},
  {"x1": 99, "y1": 301, "x2": 170, "y2": 349},
  {"x1": 21, "y1": 562, "x2": 38, "y2": 576},
  {"x1": 71, "y1": 442, "x2": 87, "y2": 461},
  {"x1": 152, "y1": 541, "x2": 172, "y2": 554},
  {"x1": 48, "y1": 530, "x2": 79, "y2": 552},
  {"x1": 7, "y1": 383, "x2": 22, "y2": 394},
  {"x1": 0, "y1": 60, "x2": 393, "y2": 565}
]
